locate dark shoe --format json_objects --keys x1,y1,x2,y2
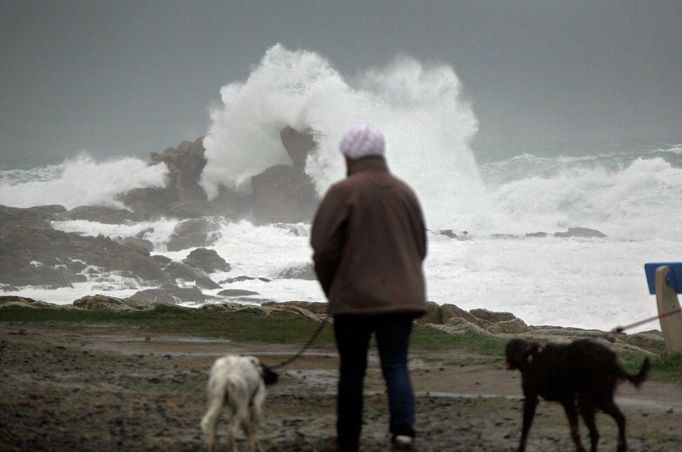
[{"x1": 391, "y1": 434, "x2": 415, "y2": 451}]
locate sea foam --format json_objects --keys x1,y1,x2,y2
[
  {"x1": 0, "y1": 154, "x2": 168, "y2": 209},
  {"x1": 201, "y1": 44, "x2": 485, "y2": 231}
]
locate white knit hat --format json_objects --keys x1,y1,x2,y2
[{"x1": 339, "y1": 123, "x2": 385, "y2": 159}]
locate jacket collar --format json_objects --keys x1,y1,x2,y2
[{"x1": 347, "y1": 155, "x2": 389, "y2": 176}]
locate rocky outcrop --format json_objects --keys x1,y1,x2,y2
[
  {"x1": 62, "y1": 206, "x2": 140, "y2": 224},
  {"x1": 73, "y1": 294, "x2": 156, "y2": 311},
  {"x1": 114, "y1": 237, "x2": 154, "y2": 254},
  {"x1": 127, "y1": 285, "x2": 207, "y2": 304},
  {"x1": 554, "y1": 227, "x2": 607, "y2": 238},
  {"x1": 251, "y1": 165, "x2": 317, "y2": 223},
  {"x1": 118, "y1": 137, "x2": 208, "y2": 217},
  {"x1": 0, "y1": 206, "x2": 168, "y2": 288},
  {"x1": 161, "y1": 261, "x2": 220, "y2": 289},
  {"x1": 278, "y1": 263, "x2": 316, "y2": 280},
  {"x1": 166, "y1": 218, "x2": 219, "y2": 252},
  {"x1": 112, "y1": 127, "x2": 319, "y2": 223},
  {"x1": 249, "y1": 127, "x2": 319, "y2": 223},
  {"x1": 218, "y1": 289, "x2": 259, "y2": 297},
  {"x1": 183, "y1": 248, "x2": 230, "y2": 273},
  {"x1": 0, "y1": 295, "x2": 61, "y2": 309}
]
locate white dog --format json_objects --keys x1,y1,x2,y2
[{"x1": 201, "y1": 355, "x2": 278, "y2": 452}]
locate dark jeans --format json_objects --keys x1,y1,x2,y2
[{"x1": 333, "y1": 313, "x2": 416, "y2": 443}]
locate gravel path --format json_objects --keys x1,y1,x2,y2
[{"x1": 1, "y1": 323, "x2": 680, "y2": 451}]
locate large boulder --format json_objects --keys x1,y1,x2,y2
[
  {"x1": 127, "y1": 285, "x2": 206, "y2": 304},
  {"x1": 166, "y1": 218, "x2": 218, "y2": 252},
  {"x1": 0, "y1": 295, "x2": 58, "y2": 309},
  {"x1": 554, "y1": 227, "x2": 607, "y2": 238},
  {"x1": 262, "y1": 300, "x2": 327, "y2": 314},
  {"x1": 278, "y1": 263, "x2": 316, "y2": 280},
  {"x1": 118, "y1": 137, "x2": 208, "y2": 217},
  {"x1": 218, "y1": 289, "x2": 259, "y2": 297},
  {"x1": 441, "y1": 303, "x2": 485, "y2": 326},
  {"x1": 250, "y1": 165, "x2": 318, "y2": 223},
  {"x1": 63, "y1": 206, "x2": 140, "y2": 224},
  {"x1": 0, "y1": 208, "x2": 168, "y2": 288},
  {"x1": 183, "y1": 248, "x2": 230, "y2": 273},
  {"x1": 249, "y1": 127, "x2": 319, "y2": 223},
  {"x1": 280, "y1": 126, "x2": 317, "y2": 169},
  {"x1": 418, "y1": 301, "x2": 443, "y2": 324},
  {"x1": 164, "y1": 261, "x2": 220, "y2": 289},
  {"x1": 431, "y1": 317, "x2": 491, "y2": 336},
  {"x1": 469, "y1": 308, "x2": 517, "y2": 323},
  {"x1": 73, "y1": 294, "x2": 156, "y2": 311},
  {"x1": 486, "y1": 318, "x2": 529, "y2": 334}
]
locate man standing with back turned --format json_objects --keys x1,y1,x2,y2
[{"x1": 311, "y1": 124, "x2": 427, "y2": 451}]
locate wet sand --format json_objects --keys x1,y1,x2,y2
[{"x1": 1, "y1": 323, "x2": 681, "y2": 451}]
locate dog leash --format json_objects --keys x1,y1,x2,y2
[
  {"x1": 610, "y1": 307, "x2": 682, "y2": 335},
  {"x1": 270, "y1": 320, "x2": 329, "y2": 370}
]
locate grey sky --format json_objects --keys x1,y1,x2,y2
[{"x1": 1, "y1": 0, "x2": 680, "y2": 168}]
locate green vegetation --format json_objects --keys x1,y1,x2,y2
[
  {"x1": 0, "y1": 305, "x2": 504, "y2": 355},
  {"x1": 620, "y1": 350, "x2": 682, "y2": 383},
  {"x1": 1, "y1": 305, "x2": 680, "y2": 381}
]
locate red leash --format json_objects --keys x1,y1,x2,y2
[{"x1": 611, "y1": 307, "x2": 682, "y2": 334}]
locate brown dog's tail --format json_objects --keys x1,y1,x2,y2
[{"x1": 626, "y1": 357, "x2": 650, "y2": 388}]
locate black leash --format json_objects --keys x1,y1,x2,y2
[{"x1": 270, "y1": 320, "x2": 329, "y2": 371}]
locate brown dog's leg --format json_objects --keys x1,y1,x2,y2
[
  {"x1": 578, "y1": 396, "x2": 599, "y2": 452},
  {"x1": 600, "y1": 399, "x2": 627, "y2": 452},
  {"x1": 561, "y1": 399, "x2": 586, "y2": 452},
  {"x1": 518, "y1": 394, "x2": 538, "y2": 452}
]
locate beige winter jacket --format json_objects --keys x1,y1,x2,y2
[{"x1": 311, "y1": 155, "x2": 427, "y2": 316}]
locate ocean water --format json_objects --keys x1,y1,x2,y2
[{"x1": 1, "y1": 45, "x2": 680, "y2": 332}]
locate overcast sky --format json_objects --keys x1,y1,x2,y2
[{"x1": 1, "y1": 0, "x2": 680, "y2": 168}]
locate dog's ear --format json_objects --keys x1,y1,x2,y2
[
  {"x1": 260, "y1": 363, "x2": 279, "y2": 386},
  {"x1": 505, "y1": 339, "x2": 540, "y2": 370}
]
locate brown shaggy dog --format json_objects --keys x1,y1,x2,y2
[{"x1": 505, "y1": 339, "x2": 650, "y2": 452}]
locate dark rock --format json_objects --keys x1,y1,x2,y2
[
  {"x1": 441, "y1": 304, "x2": 486, "y2": 326},
  {"x1": 218, "y1": 289, "x2": 259, "y2": 297},
  {"x1": 221, "y1": 275, "x2": 272, "y2": 284},
  {"x1": 118, "y1": 137, "x2": 208, "y2": 216},
  {"x1": 469, "y1": 308, "x2": 516, "y2": 322},
  {"x1": 438, "y1": 230, "x2": 469, "y2": 240},
  {"x1": 280, "y1": 126, "x2": 317, "y2": 169},
  {"x1": 526, "y1": 231, "x2": 549, "y2": 238},
  {"x1": 262, "y1": 300, "x2": 327, "y2": 314},
  {"x1": 151, "y1": 255, "x2": 172, "y2": 265},
  {"x1": 183, "y1": 248, "x2": 230, "y2": 273},
  {"x1": 115, "y1": 237, "x2": 154, "y2": 254},
  {"x1": 127, "y1": 286, "x2": 206, "y2": 304},
  {"x1": 164, "y1": 262, "x2": 220, "y2": 289},
  {"x1": 419, "y1": 301, "x2": 443, "y2": 324},
  {"x1": 73, "y1": 294, "x2": 156, "y2": 311},
  {"x1": 0, "y1": 206, "x2": 167, "y2": 287},
  {"x1": 554, "y1": 227, "x2": 607, "y2": 238},
  {"x1": 278, "y1": 263, "x2": 316, "y2": 280},
  {"x1": 0, "y1": 296, "x2": 57, "y2": 309},
  {"x1": 487, "y1": 318, "x2": 529, "y2": 334},
  {"x1": 251, "y1": 165, "x2": 318, "y2": 223},
  {"x1": 166, "y1": 218, "x2": 218, "y2": 251},
  {"x1": 63, "y1": 206, "x2": 139, "y2": 224}
]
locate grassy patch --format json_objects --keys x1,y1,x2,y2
[
  {"x1": 1, "y1": 305, "x2": 504, "y2": 355},
  {"x1": 0, "y1": 305, "x2": 336, "y2": 343},
  {"x1": 618, "y1": 351, "x2": 682, "y2": 383},
  {"x1": 2, "y1": 306, "x2": 679, "y2": 381}
]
